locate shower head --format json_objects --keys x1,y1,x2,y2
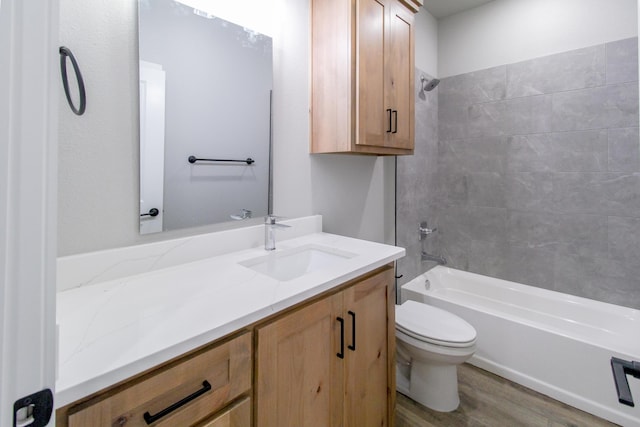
[{"x1": 420, "y1": 76, "x2": 440, "y2": 92}]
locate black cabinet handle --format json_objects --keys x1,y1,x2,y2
[
  {"x1": 386, "y1": 109, "x2": 392, "y2": 133},
  {"x1": 140, "y1": 208, "x2": 159, "y2": 218},
  {"x1": 59, "y1": 46, "x2": 86, "y2": 116},
  {"x1": 611, "y1": 357, "x2": 640, "y2": 407},
  {"x1": 392, "y1": 110, "x2": 398, "y2": 134},
  {"x1": 143, "y1": 380, "x2": 211, "y2": 425},
  {"x1": 336, "y1": 317, "x2": 345, "y2": 359},
  {"x1": 348, "y1": 311, "x2": 356, "y2": 351}
]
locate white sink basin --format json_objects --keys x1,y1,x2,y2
[{"x1": 240, "y1": 245, "x2": 356, "y2": 281}]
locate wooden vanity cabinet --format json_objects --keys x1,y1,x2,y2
[
  {"x1": 59, "y1": 332, "x2": 252, "y2": 427},
  {"x1": 255, "y1": 266, "x2": 395, "y2": 427},
  {"x1": 311, "y1": 0, "x2": 421, "y2": 155},
  {"x1": 56, "y1": 267, "x2": 396, "y2": 427},
  {"x1": 199, "y1": 397, "x2": 251, "y2": 427}
]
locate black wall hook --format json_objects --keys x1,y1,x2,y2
[{"x1": 59, "y1": 46, "x2": 86, "y2": 116}]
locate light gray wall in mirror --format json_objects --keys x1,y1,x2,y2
[{"x1": 138, "y1": 0, "x2": 272, "y2": 233}]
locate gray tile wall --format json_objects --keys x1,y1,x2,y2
[
  {"x1": 397, "y1": 38, "x2": 640, "y2": 309},
  {"x1": 396, "y1": 72, "x2": 440, "y2": 298}
]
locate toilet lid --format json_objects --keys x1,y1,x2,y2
[{"x1": 396, "y1": 301, "x2": 476, "y2": 346}]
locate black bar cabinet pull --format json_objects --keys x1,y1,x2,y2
[
  {"x1": 59, "y1": 46, "x2": 86, "y2": 116},
  {"x1": 386, "y1": 109, "x2": 392, "y2": 133},
  {"x1": 336, "y1": 317, "x2": 345, "y2": 359},
  {"x1": 611, "y1": 357, "x2": 640, "y2": 407},
  {"x1": 348, "y1": 311, "x2": 356, "y2": 351},
  {"x1": 143, "y1": 380, "x2": 211, "y2": 425},
  {"x1": 188, "y1": 155, "x2": 254, "y2": 165},
  {"x1": 392, "y1": 110, "x2": 398, "y2": 134},
  {"x1": 140, "y1": 208, "x2": 159, "y2": 218}
]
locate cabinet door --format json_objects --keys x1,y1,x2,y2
[
  {"x1": 356, "y1": 0, "x2": 390, "y2": 148},
  {"x1": 343, "y1": 269, "x2": 394, "y2": 427},
  {"x1": 387, "y1": 2, "x2": 414, "y2": 150},
  {"x1": 256, "y1": 294, "x2": 344, "y2": 427}
]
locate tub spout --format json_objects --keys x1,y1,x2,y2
[
  {"x1": 611, "y1": 357, "x2": 640, "y2": 407},
  {"x1": 421, "y1": 251, "x2": 446, "y2": 265}
]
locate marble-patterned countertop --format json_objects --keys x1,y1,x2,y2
[{"x1": 56, "y1": 231, "x2": 404, "y2": 408}]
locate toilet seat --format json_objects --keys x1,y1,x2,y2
[{"x1": 396, "y1": 301, "x2": 476, "y2": 348}]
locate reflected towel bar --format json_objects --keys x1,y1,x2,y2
[{"x1": 188, "y1": 155, "x2": 255, "y2": 165}]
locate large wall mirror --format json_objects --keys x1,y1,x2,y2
[{"x1": 138, "y1": 0, "x2": 273, "y2": 234}]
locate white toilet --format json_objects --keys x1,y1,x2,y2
[{"x1": 395, "y1": 300, "x2": 477, "y2": 412}]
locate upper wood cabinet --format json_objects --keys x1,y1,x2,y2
[
  {"x1": 311, "y1": 0, "x2": 420, "y2": 156},
  {"x1": 255, "y1": 267, "x2": 395, "y2": 427}
]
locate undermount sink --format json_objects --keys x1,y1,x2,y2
[{"x1": 239, "y1": 245, "x2": 356, "y2": 281}]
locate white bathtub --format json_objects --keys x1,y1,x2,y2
[{"x1": 401, "y1": 266, "x2": 640, "y2": 427}]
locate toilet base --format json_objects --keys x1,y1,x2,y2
[{"x1": 397, "y1": 360, "x2": 461, "y2": 412}]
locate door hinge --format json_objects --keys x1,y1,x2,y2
[{"x1": 14, "y1": 389, "x2": 53, "y2": 427}]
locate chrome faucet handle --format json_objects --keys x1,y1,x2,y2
[
  {"x1": 419, "y1": 221, "x2": 437, "y2": 240},
  {"x1": 230, "y1": 209, "x2": 252, "y2": 220},
  {"x1": 265, "y1": 214, "x2": 289, "y2": 226}
]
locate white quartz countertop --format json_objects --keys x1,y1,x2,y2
[{"x1": 56, "y1": 231, "x2": 404, "y2": 408}]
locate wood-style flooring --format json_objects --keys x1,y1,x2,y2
[{"x1": 395, "y1": 363, "x2": 618, "y2": 427}]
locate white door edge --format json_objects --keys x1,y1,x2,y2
[{"x1": 0, "y1": 0, "x2": 58, "y2": 425}]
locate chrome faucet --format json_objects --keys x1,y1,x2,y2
[
  {"x1": 230, "y1": 209, "x2": 252, "y2": 220},
  {"x1": 419, "y1": 221, "x2": 446, "y2": 265},
  {"x1": 419, "y1": 221, "x2": 437, "y2": 240},
  {"x1": 264, "y1": 215, "x2": 290, "y2": 251}
]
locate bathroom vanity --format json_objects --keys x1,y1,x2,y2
[{"x1": 54, "y1": 216, "x2": 403, "y2": 426}]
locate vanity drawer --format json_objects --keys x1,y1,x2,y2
[
  {"x1": 67, "y1": 332, "x2": 251, "y2": 427},
  {"x1": 199, "y1": 397, "x2": 250, "y2": 427}
]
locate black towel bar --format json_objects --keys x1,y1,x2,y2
[{"x1": 188, "y1": 156, "x2": 254, "y2": 165}]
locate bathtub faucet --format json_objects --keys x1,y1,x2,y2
[{"x1": 421, "y1": 251, "x2": 447, "y2": 265}]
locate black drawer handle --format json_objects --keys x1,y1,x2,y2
[
  {"x1": 348, "y1": 311, "x2": 356, "y2": 351},
  {"x1": 392, "y1": 110, "x2": 398, "y2": 134},
  {"x1": 143, "y1": 380, "x2": 211, "y2": 425},
  {"x1": 337, "y1": 317, "x2": 345, "y2": 359},
  {"x1": 386, "y1": 109, "x2": 392, "y2": 133}
]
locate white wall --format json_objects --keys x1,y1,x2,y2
[
  {"x1": 58, "y1": 0, "x2": 394, "y2": 256},
  {"x1": 439, "y1": 0, "x2": 638, "y2": 77},
  {"x1": 58, "y1": 0, "x2": 140, "y2": 256},
  {"x1": 269, "y1": 0, "x2": 394, "y2": 245},
  {"x1": 414, "y1": 7, "x2": 438, "y2": 77}
]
